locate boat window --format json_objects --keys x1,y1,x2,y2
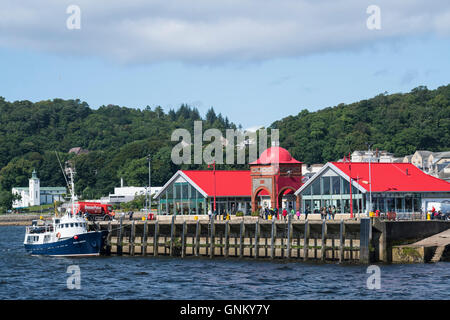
[
  {"x1": 75, "y1": 223, "x2": 79, "y2": 227},
  {"x1": 70, "y1": 223, "x2": 74, "y2": 227},
  {"x1": 65, "y1": 224, "x2": 69, "y2": 228}
]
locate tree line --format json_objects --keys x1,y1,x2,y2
[{"x1": 0, "y1": 84, "x2": 449, "y2": 211}]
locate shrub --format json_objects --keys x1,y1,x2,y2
[
  {"x1": 235, "y1": 211, "x2": 244, "y2": 217},
  {"x1": 251, "y1": 211, "x2": 260, "y2": 217}
]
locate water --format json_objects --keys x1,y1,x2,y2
[{"x1": 1, "y1": 226, "x2": 449, "y2": 300}]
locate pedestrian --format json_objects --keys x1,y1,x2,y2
[
  {"x1": 327, "y1": 206, "x2": 332, "y2": 220},
  {"x1": 265, "y1": 207, "x2": 270, "y2": 220},
  {"x1": 304, "y1": 206, "x2": 309, "y2": 220},
  {"x1": 128, "y1": 211, "x2": 133, "y2": 221},
  {"x1": 274, "y1": 207, "x2": 279, "y2": 220},
  {"x1": 296, "y1": 210, "x2": 300, "y2": 220},
  {"x1": 282, "y1": 208, "x2": 288, "y2": 221},
  {"x1": 290, "y1": 208, "x2": 295, "y2": 218},
  {"x1": 332, "y1": 206, "x2": 336, "y2": 220}
]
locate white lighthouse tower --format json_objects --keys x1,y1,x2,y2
[{"x1": 29, "y1": 169, "x2": 40, "y2": 206}]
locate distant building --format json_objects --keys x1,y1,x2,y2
[
  {"x1": 351, "y1": 150, "x2": 402, "y2": 163},
  {"x1": 402, "y1": 150, "x2": 450, "y2": 180},
  {"x1": 108, "y1": 183, "x2": 162, "y2": 204},
  {"x1": 12, "y1": 170, "x2": 66, "y2": 208},
  {"x1": 68, "y1": 147, "x2": 89, "y2": 155}
]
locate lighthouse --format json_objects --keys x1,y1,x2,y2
[{"x1": 29, "y1": 169, "x2": 40, "y2": 207}]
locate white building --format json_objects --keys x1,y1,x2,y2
[
  {"x1": 351, "y1": 150, "x2": 402, "y2": 163},
  {"x1": 12, "y1": 170, "x2": 66, "y2": 208},
  {"x1": 108, "y1": 186, "x2": 162, "y2": 204}
]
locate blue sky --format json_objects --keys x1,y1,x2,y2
[{"x1": 1, "y1": 1, "x2": 449, "y2": 129}]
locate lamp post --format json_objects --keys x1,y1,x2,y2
[
  {"x1": 147, "y1": 154, "x2": 151, "y2": 217},
  {"x1": 366, "y1": 143, "x2": 373, "y2": 215}
]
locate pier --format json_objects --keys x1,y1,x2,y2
[{"x1": 96, "y1": 216, "x2": 368, "y2": 263}]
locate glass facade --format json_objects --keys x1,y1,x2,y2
[
  {"x1": 300, "y1": 170, "x2": 364, "y2": 214},
  {"x1": 157, "y1": 177, "x2": 207, "y2": 215},
  {"x1": 156, "y1": 176, "x2": 252, "y2": 215}
]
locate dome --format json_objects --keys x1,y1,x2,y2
[{"x1": 250, "y1": 146, "x2": 302, "y2": 165}]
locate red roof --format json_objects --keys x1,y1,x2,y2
[
  {"x1": 182, "y1": 170, "x2": 251, "y2": 197},
  {"x1": 250, "y1": 146, "x2": 302, "y2": 165},
  {"x1": 331, "y1": 162, "x2": 450, "y2": 192}
]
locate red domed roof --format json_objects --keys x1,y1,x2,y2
[{"x1": 250, "y1": 146, "x2": 302, "y2": 165}]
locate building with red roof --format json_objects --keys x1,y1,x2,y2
[
  {"x1": 155, "y1": 146, "x2": 450, "y2": 216},
  {"x1": 295, "y1": 161, "x2": 450, "y2": 215}
]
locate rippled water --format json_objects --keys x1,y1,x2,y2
[{"x1": 1, "y1": 226, "x2": 449, "y2": 300}]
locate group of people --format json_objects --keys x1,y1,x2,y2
[
  {"x1": 259, "y1": 207, "x2": 304, "y2": 221},
  {"x1": 320, "y1": 206, "x2": 337, "y2": 220}
]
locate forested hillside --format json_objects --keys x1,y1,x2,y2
[
  {"x1": 271, "y1": 85, "x2": 450, "y2": 164},
  {"x1": 0, "y1": 99, "x2": 237, "y2": 201},
  {"x1": 0, "y1": 84, "x2": 449, "y2": 207}
]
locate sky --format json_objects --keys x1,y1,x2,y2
[{"x1": 1, "y1": 0, "x2": 450, "y2": 129}]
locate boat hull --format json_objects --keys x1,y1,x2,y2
[{"x1": 24, "y1": 231, "x2": 108, "y2": 256}]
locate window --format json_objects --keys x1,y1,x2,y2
[
  {"x1": 312, "y1": 179, "x2": 321, "y2": 195},
  {"x1": 331, "y1": 176, "x2": 339, "y2": 194},
  {"x1": 322, "y1": 177, "x2": 330, "y2": 195},
  {"x1": 302, "y1": 185, "x2": 311, "y2": 196}
]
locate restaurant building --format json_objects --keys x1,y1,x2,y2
[{"x1": 155, "y1": 146, "x2": 450, "y2": 215}]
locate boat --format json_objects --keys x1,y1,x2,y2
[{"x1": 23, "y1": 166, "x2": 108, "y2": 256}]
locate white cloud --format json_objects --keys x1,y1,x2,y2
[{"x1": 0, "y1": 0, "x2": 449, "y2": 64}]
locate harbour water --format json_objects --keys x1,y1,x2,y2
[{"x1": 1, "y1": 226, "x2": 449, "y2": 300}]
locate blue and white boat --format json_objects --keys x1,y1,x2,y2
[{"x1": 23, "y1": 166, "x2": 108, "y2": 256}]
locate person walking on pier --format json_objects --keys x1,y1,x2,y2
[
  {"x1": 282, "y1": 208, "x2": 288, "y2": 221},
  {"x1": 296, "y1": 210, "x2": 300, "y2": 220},
  {"x1": 331, "y1": 206, "x2": 336, "y2": 220},
  {"x1": 321, "y1": 207, "x2": 326, "y2": 220},
  {"x1": 304, "y1": 206, "x2": 310, "y2": 220}
]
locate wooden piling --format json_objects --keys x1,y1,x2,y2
[
  {"x1": 339, "y1": 219, "x2": 345, "y2": 263},
  {"x1": 321, "y1": 220, "x2": 327, "y2": 261},
  {"x1": 286, "y1": 215, "x2": 292, "y2": 259},
  {"x1": 118, "y1": 216, "x2": 123, "y2": 256},
  {"x1": 153, "y1": 221, "x2": 159, "y2": 257},
  {"x1": 270, "y1": 219, "x2": 276, "y2": 259},
  {"x1": 195, "y1": 220, "x2": 200, "y2": 257},
  {"x1": 130, "y1": 220, "x2": 135, "y2": 256},
  {"x1": 303, "y1": 219, "x2": 310, "y2": 261},
  {"x1": 224, "y1": 220, "x2": 229, "y2": 258},
  {"x1": 106, "y1": 221, "x2": 112, "y2": 255},
  {"x1": 142, "y1": 220, "x2": 147, "y2": 256},
  {"x1": 170, "y1": 215, "x2": 175, "y2": 256},
  {"x1": 254, "y1": 219, "x2": 260, "y2": 259},
  {"x1": 209, "y1": 218, "x2": 215, "y2": 258},
  {"x1": 181, "y1": 220, "x2": 186, "y2": 258},
  {"x1": 239, "y1": 220, "x2": 245, "y2": 258}
]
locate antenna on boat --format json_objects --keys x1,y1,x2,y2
[{"x1": 55, "y1": 151, "x2": 76, "y2": 216}]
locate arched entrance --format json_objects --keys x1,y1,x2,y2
[
  {"x1": 251, "y1": 187, "x2": 271, "y2": 213},
  {"x1": 277, "y1": 187, "x2": 297, "y2": 210}
]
